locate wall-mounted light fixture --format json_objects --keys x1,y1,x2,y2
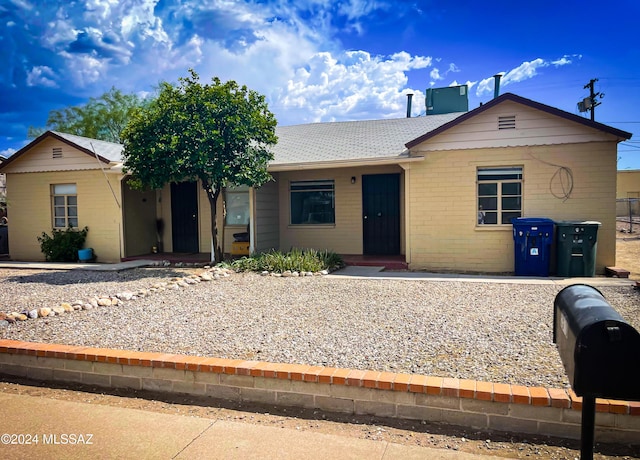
[{"x1": 351, "y1": 176, "x2": 356, "y2": 184}]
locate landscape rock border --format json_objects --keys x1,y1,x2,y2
[{"x1": 0, "y1": 265, "x2": 332, "y2": 328}]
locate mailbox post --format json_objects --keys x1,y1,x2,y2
[{"x1": 553, "y1": 284, "x2": 640, "y2": 460}]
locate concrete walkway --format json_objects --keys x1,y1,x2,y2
[
  {"x1": 328, "y1": 265, "x2": 636, "y2": 286},
  {"x1": 0, "y1": 260, "x2": 158, "y2": 271},
  {"x1": 0, "y1": 260, "x2": 635, "y2": 286},
  {"x1": 0, "y1": 392, "x2": 498, "y2": 460}
]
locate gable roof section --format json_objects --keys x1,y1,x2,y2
[
  {"x1": 405, "y1": 92, "x2": 632, "y2": 149},
  {"x1": 0, "y1": 131, "x2": 124, "y2": 172},
  {"x1": 270, "y1": 112, "x2": 463, "y2": 169}
]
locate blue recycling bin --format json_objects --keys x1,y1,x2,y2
[{"x1": 512, "y1": 218, "x2": 554, "y2": 276}]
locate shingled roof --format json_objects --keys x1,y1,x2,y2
[
  {"x1": 50, "y1": 131, "x2": 124, "y2": 162},
  {"x1": 270, "y1": 112, "x2": 463, "y2": 169}
]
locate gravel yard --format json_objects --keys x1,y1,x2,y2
[{"x1": 1, "y1": 267, "x2": 639, "y2": 388}]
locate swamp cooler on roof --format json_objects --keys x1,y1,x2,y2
[{"x1": 425, "y1": 85, "x2": 469, "y2": 115}]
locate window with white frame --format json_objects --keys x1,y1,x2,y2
[
  {"x1": 477, "y1": 167, "x2": 522, "y2": 225},
  {"x1": 52, "y1": 184, "x2": 78, "y2": 228},
  {"x1": 290, "y1": 180, "x2": 335, "y2": 225},
  {"x1": 225, "y1": 185, "x2": 250, "y2": 226}
]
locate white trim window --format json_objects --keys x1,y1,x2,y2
[
  {"x1": 225, "y1": 185, "x2": 250, "y2": 226},
  {"x1": 290, "y1": 180, "x2": 335, "y2": 225},
  {"x1": 477, "y1": 167, "x2": 522, "y2": 225},
  {"x1": 52, "y1": 184, "x2": 78, "y2": 228}
]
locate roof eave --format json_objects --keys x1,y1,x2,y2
[
  {"x1": 405, "y1": 93, "x2": 633, "y2": 149},
  {"x1": 268, "y1": 155, "x2": 424, "y2": 172}
]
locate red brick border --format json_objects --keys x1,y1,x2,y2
[{"x1": 0, "y1": 339, "x2": 636, "y2": 415}]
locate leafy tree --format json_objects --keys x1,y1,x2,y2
[
  {"x1": 28, "y1": 87, "x2": 148, "y2": 143},
  {"x1": 121, "y1": 70, "x2": 277, "y2": 262}
]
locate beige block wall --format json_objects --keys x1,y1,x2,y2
[
  {"x1": 406, "y1": 142, "x2": 617, "y2": 273},
  {"x1": 616, "y1": 170, "x2": 640, "y2": 198},
  {"x1": 6, "y1": 170, "x2": 123, "y2": 262},
  {"x1": 277, "y1": 165, "x2": 404, "y2": 254}
]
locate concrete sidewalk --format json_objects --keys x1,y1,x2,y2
[{"x1": 0, "y1": 392, "x2": 498, "y2": 460}]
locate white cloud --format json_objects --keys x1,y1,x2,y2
[
  {"x1": 475, "y1": 56, "x2": 578, "y2": 96},
  {"x1": 449, "y1": 80, "x2": 477, "y2": 90},
  {"x1": 552, "y1": 54, "x2": 580, "y2": 66},
  {"x1": 0, "y1": 148, "x2": 17, "y2": 158},
  {"x1": 430, "y1": 62, "x2": 460, "y2": 85},
  {"x1": 502, "y1": 58, "x2": 545, "y2": 84},
  {"x1": 275, "y1": 50, "x2": 431, "y2": 123},
  {"x1": 58, "y1": 51, "x2": 108, "y2": 86},
  {"x1": 26, "y1": 66, "x2": 58, "y2": 88}
]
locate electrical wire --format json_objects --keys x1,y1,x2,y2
[
  {"x1": 90, "y1": 142, "x2": 121, "y2": 209},
  {"x1": 527, "y1": 151, "x2": 574, "y2": 202}
]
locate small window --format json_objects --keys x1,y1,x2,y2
[
  {"x1": 477, "y1": 168, "x2": 522, "y2": 225},
  {"x1": 52, "y1": 184, "x2": 78, "y2": 228},
  {"x1": 290, "y1": 180, "x2": 335, "y2": 225},
  {"x1": 225, "y1": 185, "x2": 250, "y2": 226},
  {"x1": 52, "y1": 147, "x2": 63, "y2": 159},
  {"x1": 498, "y1": 115, "x2": 516, "y2": 130}
]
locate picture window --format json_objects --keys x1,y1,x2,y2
[{"x1": 290, "y1": 180, "x2": 335, "y2": 225}]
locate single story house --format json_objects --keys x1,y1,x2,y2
[{"x1": 0, "y1": 93, "x2": 631, "y2": 273}]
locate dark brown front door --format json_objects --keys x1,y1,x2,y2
[
  {"x1": 362, "y1": 174, "x2": 400, "y2": 255},
  {"x1": 171, "y1": 181, "x2": 199, "y2": 253}
]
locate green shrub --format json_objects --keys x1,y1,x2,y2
[
  {"x1": 37, "y1": 226, "x2": 89, "y2": 262},
  {"x1": 224, "y1": 248, "x2": 344, "y2": 274}
]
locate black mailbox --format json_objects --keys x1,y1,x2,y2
[
  {"x1": 553, "y1": 284, "x2": 640, "y2": 401},
  {"x1": 553, "y1": 284, "x2": 640, "y2": 459}
]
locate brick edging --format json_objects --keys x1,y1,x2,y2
[{"x1": 1, "y1": 339, "x2": 637, "y2": 416}]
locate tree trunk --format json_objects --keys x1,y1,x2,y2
[{"x1": 203, "y1": 180, "x2": 223, "y2": 263}]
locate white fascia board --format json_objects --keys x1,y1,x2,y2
[{"x1": 268, "y1": 155, "x2": 424, "y2": 172}]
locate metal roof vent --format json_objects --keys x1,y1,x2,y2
[
  {"x1": 52, "y1": 147, "x2": 63, "y2": 159},
  {"x1": 498, "y1": 115, "x2": 516, "y2": 130}
]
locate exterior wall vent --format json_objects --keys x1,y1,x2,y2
[
  {"x1": 498, "y1": 115, "x2": 516, "y2": 130},
  {"x1": 52, "y1": 147, "x2": 63, "y2": 159}
]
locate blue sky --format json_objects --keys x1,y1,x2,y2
[{"x1": 1, "y1": 0, "x2": 639, "y2": 169}]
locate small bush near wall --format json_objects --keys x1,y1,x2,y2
[
  {"x1": 224, "y1": 248, "x2": 344, "y2": 273},
  {"x1": 37, "y1": 226, "x2": 89, "y2": 262}
]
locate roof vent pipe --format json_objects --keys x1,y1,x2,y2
[
  {"x1": 493, "y1": 74, "x2": 502, "y2": 99},
  {"x1": 406, "y1": 93, "x2": 413, "y2": 118}
]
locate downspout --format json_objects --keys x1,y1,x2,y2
[{"x1": 493, "y1": 74, "x2": 502, "y2": 99}]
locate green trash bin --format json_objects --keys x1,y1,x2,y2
[{"x1": 555, "y1": 221, "x2": 601, "y2": 277}]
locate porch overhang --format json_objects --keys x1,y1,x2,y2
[{"x1": 268, "y1": 155, "x2": 425, "y2": 172}]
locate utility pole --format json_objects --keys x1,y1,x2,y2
[{"x1": 580, "y1": 79, "x2": 603, "y2": 121}]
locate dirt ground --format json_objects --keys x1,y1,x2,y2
[
  {"x1": 1, "y1": 229, "x2": 639, "y2": 458},
  {"x1": 616, "y1": 220, "x2": 640, "y2": 280}
]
